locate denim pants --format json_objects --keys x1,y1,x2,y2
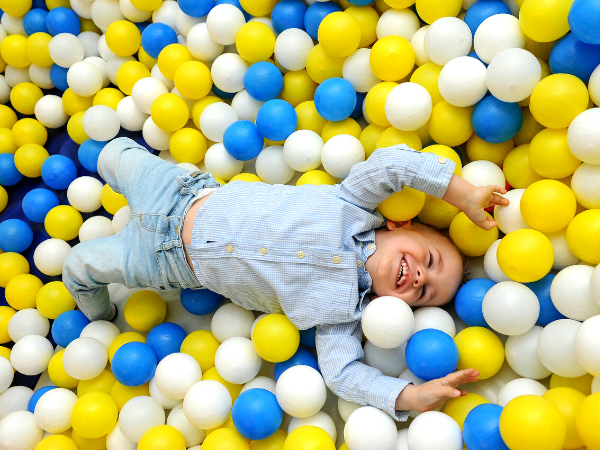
[{"x1": 62, "y1": 137, "x2": 221, "y2": 321}]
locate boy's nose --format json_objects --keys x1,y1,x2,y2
[{"x1": 414, "y1": 267, "x2": 427, "y2": 286}]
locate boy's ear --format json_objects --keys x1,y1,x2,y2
[{"x1": 386, "y1": 220, "x2": 411, "y2": 231}]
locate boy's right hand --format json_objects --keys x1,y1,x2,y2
[
  {"x1": 395, "y1": 369, "x2": 480, "y2": 412},
  {"x1": 464, "y1": 185, "x2": 509, "y2": 230}
]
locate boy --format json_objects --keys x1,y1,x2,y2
[{"x1": 63, "y1": 137, "x2": 508, "y2": 420}]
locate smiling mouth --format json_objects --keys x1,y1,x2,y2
[{"x1": 396, "y1": 256, "x2": 408, "y2": 287}]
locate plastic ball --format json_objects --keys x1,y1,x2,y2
[
  {"x1": 378, "y1": 187, "x2": 426, "y2": 222},
  {"x1": 541, "y1": 387, "x2": 585, "y2": 450},
  {"x1": 549, "y1": 32, "x2": 600, "y2": 83},
  {"x1": 33, "y1": 238, "x2": 72, "y2": 276},
  {"x1": 79, "y1": 321, "x2": 119, "y2": 351},
  {"x1": 275, "y1": 365, "x2": 326, "y2": 418},
  {"x1": 104, "y1": 20, "x2": 140, "y2": 57},
  {"x1": 424, "y1": 17, "x2": 472, "y2": 67},
  {"x1": 230, "y1": 389, "x2": 282, "y2": 441},
  {"x1": 472, "y1": 95, "x2": 523, "y2": 144},
  {"x1": 48, "y1": 33, "x2": 85, "y2": 68},
  {"x1": 141, "y1": 23, "x2": 177, "y2": 60},
  {"x1": 63, "y1": 336, "x2": 108, "y2": 381},
  {"x1": 27, "y1": 386, "x2": 57, "y2": 414},
  {"x1": 314, "y1": 77, "x2": 356, "y2": 122},
  {"x1": 538, "y1": 319, "x2": 587, "y2": 378},
  {"x1": 136, "y1": 425, "x2": 186, "y2": 450},
  {"x1": 492, "y1": 189, "x2": 528, "y2": 235},
  {"x1": 369, "y1": 35, "x2": 414, "y2": 82},
  {"x1": 405, "y1": 328, "x2": 459, "y2": 381},
  {"x1": 484, "y1": 239, "x2": 511, "y2": 282},
  {"x1": 384, "y1": 82, "x2": 432, "y2": 131},
  {"x1": 449, "y1": 211, "x2": 498, "y2": 257},
  {"x1": 165, "y1": 403, "x2": 205, "y2": 447},
  {"x1": 484, "y1": 48, "x2": 541, "y2": 103},
  {"x1": 496, "y1": 229, "x2": 554, "y2": 283},
  {"x1": 251, "y1": 314, "x2": 299, "y2": 363},
  {"x1": 10, "y1": 82, "x2": 43, "y2": 116},
  {"x1": 44, "y1": 205, "x2": 83, "y2": 241},
  {"x1": 551, "y1": 265, "x2": 599, "y2": 322},
  {"x1": 566, "y1": 209, "x2": 600, "y2": 264},
  {"x1": 51, "y1": 310, "x2": 90, "y2": 348},
  {"x1": 200, "y1": 102, "x2": 239, "y2": 143},
  {"x1": 118, "y1": 396, "x2": 165, "y2": 444},
  {"x1": 454, "y1": 327, "x2": 504, "y2": 380},
  {"x1": 518, "y1": 0, "x2": 571, "y2": 43},
  {"x1": 7, "y1": 308, "x2": 49, "y2": 344},
  {"x1": 567, "y1": 108, "x2": 600, "y2": 165},
  {"x1": 444, "y1": 393, "x2": 490, "y2": 431},
  {"x1": 77, "y1": 369, "x2": 117, "y2": 397},
  {"x1": 474, "y1": 14, "x2": 525, "y2": 64},
  {"x1": 454, "y1": 278, "x2": 494, "y2": 327},
  {"x1": 571, "y1": 163, "x2": 600, "y2": 209},
  {"x1": 147, "y1": 322, "x2": 187, "y2": 361},
  {"x1": 520, "y1": 180, "x2": 576, "y2": 233},
  {"x1": 463, "y1": 403, "x2": 508, "y2": 450},
  {"x1": 273, "y1": 347, "x2": 320, "y2": 381},
  {"x1": 78, "y1": 215, "x2": 114, "y2": 242},
  {"x1": 575, "y1": 315, "x2": 600, "y2": 381},
  {"x1": 255, "y1": 145, "x2": 295, "y2": 184},
  {"x1": 117, "y1": 96, "x2": 149, "y2": 132},
  {"x1": 482, "y1": 281, "x2": 540, "y2": 335},
  {"x1": 0, "y1": 153, "x2": 24, "y2": 186},
  {"x1": 150, "y1": 93, "x2": 188, "y2": 133},
  {"x1": 525, "y1": 274, "x2": 566, "y2": 326},
  {"x1": 234, "y1": 22, "x2": 274, "y2": 64},
  {"x1": 65, "y1": 176, "x2": 103, "y2": 214},
  {"x1": 223, "y1": 120, "x2": 264, "y2": 161},
  {"x1": 131, "y1": 77, "x2": 168, "y2": 115},
  {"x1": 320, "y1": 134, "x2": 364, "y2": 178},
  {"x1": 0, "y1": 218, "x2": 33, "y2": 253},
  {"x1": 112, "y1": 342, "x2": 158, "y2": 387},
  {"x1": 341, "y1": 407, "x2": 394, "y2": 450},
  {"x1": 0, "y1": 252, "x2": 29, "y2": 289},
  {"x1": 111, "y1": 380, "x2": 151, "y2": 411},
  {"x1": 153, "y1": 353, "x2": 201, "y2": 401},
  {"x1": 204, "y1": 143, "x2": 244, "y2": 180},
  {"x1": 33, "y1": 388, "x2": 77, "y2": 433},
  {"x1": 437, "y1": 56, "x2": 486, "y2": 108},
  {"x1": 45, "y1": 6, "x2": 80, "y2": 36},
  {"x1": 0, "y1": 411, "x2": 43, "y2": 450},
  {"x1": 427, "y1": 101, "x2": 473, "y2": 147},
  {"x1": 282, "y1": 129, "x2": 323, "y2": 172},
  {"x1": 71, "y1": 392, "x2": 118, "y2": 439},
  {"x1": 182, "y1": 379, "x2": 232, "y2": 429},
  {"x1": 256, "y1": 99, "x2": 297, "y2": 141},
  {"x1": 124, "y1": 290, "x2": 166, "y2": 332},
  {"x1": 10, "y1": 334, "x2": 53, "y2": 376},
  {"x1": 215, "y1": 336, "x2": 262, "y2": 384},
  {"x1": 361, "y1": 295, "x2": 414, "y2": 349},
  {"x1": 179, "y1": 288, "x2": 220, "y2": 316},
  {"x1": 505, "y1": 326, "x2": 551, "y2": 380},
  {"x1": 34, "y1": 94, "x2": 69, "y2": 129},
  {"x1": 498, "y1": 378, "x2": 549, "y2": 407},
  {"x1": 47, "y1": 349, "x2": 78, "y2": 389},
  {"x1": 529, "y1": 129, "x2": 581, "y2": 179},
  {"x1": 317, "y1": 11, "x2": 360, "y2": 59},
  {"x1": 0, "y1": 35, "x2": 31, "y2": 69},
  {"x1": 81, "y1": 104, "x2": 120, "y2": 142},
  {"x1": 407, "y1": 410, "x2": 463, "y2": 450}
]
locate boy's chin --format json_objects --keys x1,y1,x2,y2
[{"x1": 370, "y1": 292, "x2": 414, "y2": 307}]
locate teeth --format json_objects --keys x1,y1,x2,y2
[{"x1": 396, "y1": 258, "x2": 408, "y2": 286}]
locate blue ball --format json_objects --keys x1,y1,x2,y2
[
  {"x1": 215, "y1": 0, "x2": 251, "y2": 21},
  {"x1": 23, "y1": 8, "x2": 49, "y2": 35},
  {"x1": 27, "y1": 386, "x2": 57, "y2": 413},
  {"x1": 271, "y1": 0, "x2": 307, "y2": 33},
  {"x1": 569, "y1": 0, "x2": 600, "y2": 45},
  {"x1": 146, "y1": 322, "x2": 188, "y2": 361},
  {"x1": 350, "y1": 92, "x2": 366, "y2": 120},
  {"x1": 112, "y1": 342, "x2": 158, "y2": 386},
  {"x1": 525, "y1": 273, "x2": 566, "y2": 326},
  {"x1": 274, "y1": 347, "x2": 320, "y2": 381},
  {"x1": 180, "y1": 288, "x2": 222, "y2": 316},
  {"x1": 304, "y1": 1, "x2": 341, "y2": 40},
  {"x1": 50, "y1": 64, "x2": 69, "y2": 90},
  {"x1": 463, "y1": 404, "x2": 509, "y2": 450},
  {"x1": 141, "y1": 23, "x2": 178, "y2": 59},
  {"x1": 405, "y1": 329, "x2": 459, "y2": 381},
  {"x1": 135, "y1": 22, "x2": 150, "y2": 34},
  {"x1": 32, "y1": 0, "x2": 48, "y2": 9},
  {"x1": 549, "y1": 32, "x2": 600, "y2": 83},
  {"x1": 211, "y1": 83, "x2": 237, "y2": 100},
  {"x1": 224, "y1": 121, "x2": 265, "y2": 161},
  {"x1": 299, "y1": 327, "x2": 316, "y2": 348},
  {"x1": 346, "y1": 0, "x2": 374, "y2": 4},
  {"x1": 179, "y1": 0, "x2": 214, "y2": 17},
  {"x1": 232, "y1": 389, "x2": 283, "y2": 441},
  {"x1": 472, "y1": 95, "x2": 523, "y2": 143},
  {"x1": 244, "y1": 61, "x2": 284, "y2": 102},
  {"x1": 51, "y1": 310, "x2": 91, "y2": 348},
  {"x1": 314, "y1": 77, "x2": 357, "y2": 122},
  {"x1": 256, "y1": 100, "x2": 298, "y2": 141},
  {"x1": 78, "y1": 139, "x2": 107, "y2": 173},
  {"x1": 0, "y1": 219, "x2": 34, "y2": 253},
  {"x1": 45, "y1": 7, "x2": 80, "y2": 36},
  {"x1": 41, "y1": 154, "x2": 77, "y2": 190},
  {"x1": 22, "y1": 188, "x2": 60, "y2": 223},
  {"x1": 464, "y1": 0, "x2": 511, "y2": 36},
  {"x1": 455, "y1": 278, "x2": 495, "y2": 327},
  {"x1": 0, "y1": 153, "x2": 24, "y2": 186}
]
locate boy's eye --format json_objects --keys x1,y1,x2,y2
[
  {"x1": 420, "y1": 285, "x2": 426, "y2": 300},
  {"x1": 428, "y1": 251, "x2": 433, "y2": 268}
]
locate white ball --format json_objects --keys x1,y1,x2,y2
[
  {"x1": 97, "y1": 34, "x2": 117, "y2": 61},
  {"x1": 119, "y1": 396, "x2": 165, "y2": 443},
  {"x1": 592, "y1": 263, "x2": 600, "y2": 306},
  {"x1": 575, "y1": 315, "x2": 600, "y2": 377},
  {"x1": 363, "y1": 341, "x2": 407, "y2": 377},
  {"x1": 149, "y1": 376, "x2": 180, "y2": 410},
  {"x1": 151, "y1": 63, "x2": 175, "y2": 90},
  {"x1": 424, "y1": 17, "x2": 472, "y2": 66},
  {"x1": 551, "y1": 265, "x2": 599, "y2": 321},
  {"x1": 0, "y1": 386, "x2": 33, "y2": 420},
  {"x1": 211, "y1": 303, "x2": 255, "y2": 342},
  {"x1": 33, "y1": 388, "x2": 78, "y2": 433},
  {"x1": 593, "y1": 377, "x2": 600, "y2": 394},
  {"x1": 29, "y1": 65, "x2": 54, "y2": 90},
  {"x1": 590, "y1": 64, "x2": 600, "y2": 106},
  {"x1": 255, "y1": 146, "x2": 295, "y2": 185},
  {"x1": 274, "y1": 28, "x2": 314, "y2": 71},
  {"x1": 10, "y1": 335, "x2": 54, "y2": 376},
  {"x1": 132, "y1": 77, "x2": 169, "y2": 115},
  {"x1": 34, "y1": 95, "x2": 68, "y2": 129},
  {"x1": 8, "y1": 308, "x2": 50, "y2": 342},
  {"x1": 63, "y1": 337, "x2": 109, "y2": 381},
  {"x1": 176, "y1": 10, "x2": 203, "y2": 38},
  {"x1": 412, "y1": 306, "x2": 456, "y2": 337},
  {"x1": 385, "y1": 82, "x2": 432, "y2": 131},
  {"x1": 396, "y1": 429, "x2": 410, "y2": 450},
  {"x1": 504, "y1": 326, "x2": 552, "y2": 379},
  {"x1": 5, "y1": 68, "x2": 32, "y2": 91},
  {"x1": 283, "y1": 130, "x2": 323, "y2": 172},
  {"x1": 483, "y1": 240, "x2": 511, "y2": 282},
  {"x1": 106, "y1": 422, "x2": 137, "y2": 450},
  {"x1": 84, "y1": 56, "x2": 110, "y2": 88},
  {"x1": 538, "y1": 319, "x2": 587, "y2": 378},
  {"x1": 461, "y1": 160, "x2": 506, "y2": 187},
  {"x1": 80, "y1": 321, "x2": 120, "y2": 349},
  {"x1": 78, "y1": 31, "x2": 100, "y2": 58},
  {"x1": 486, "y1": 49, "x2": 541, "y2": 103},
  {"x1": 411, "y1": 26, "x2": 431, "y2": 66},
  {"x1": 117, "y1": 96, "x2": 148, "y2": 132},
  {"x1": 321, "y1": 134, "x2": 365, "y2": 179},
  {"x1": 249, "y1": 17, "x2": 275, "y2": 33},
  {"x1": 438, "y1": 56, "x2": 487, "y2": 107},
  {"x1": 119, "y1": 0, "x2": 152, "y2": 22},
  {"x1": 362, "y1": 296, "x2": 414, "y2": 349},
  {"x1": 167, "y1": 403, "x2": 205, "y2": 448},
  {"x1": 275, "y1": 365, "x2": 326, "y2": 418},
  {"x1": 200, "y1": 102, "x2": 239, "y2": 143},
  {"x1": 493, "y1": 189, "x2": 530, "y2": 234},
  {"x1": 83, "y1": 105, "x2": 121, "y2": 142},
  {"x1": 206, "y1": 4, "x2": 245, "y2": 45},
  {"x1": 187, "y1": 23, "x2": 224, "y2": 62},
  {"x1": 0, "y1": 357, "x2": 14, "y2": 394},
  {"x1": 482, "y1": 281, "x2": 539, "y2": 335},
  {"x1": 1, "y1": 13, "x2": 25, "y2": 36},
  {"x1": 0, "y1": 411, "x2": 42, "y2": 450},
  {"x1": 571, "y1": 163, "x2": 600, "y2": 209},
  {"x1": 210, "y1": 53, "x2": 248, "y2": 94},
  {"x1": 376, "y1": 8, "x2": 420, "y2": 41},
  {"x1": 498, "y1": 378, "x2": 547, "y2": 406},
  {"x1": 241, "y1": 376, "x2": 277, "y2": 395},
  {"x1": 462, "y1": 362, "x2": 519, "y2": 404},
  {"x1": 183, "y1": 380, "x2": 232, "y2": 429},
  {"x1": 474, "y1": 14, "x2": 525, "y2": 64},
  {"x1": 232, "y1": 89, "x2": 263, "y2": 122},
  {"x1": 142, "y1": 117, "x2": 173, "y2": 151},
  {"x1": 204, "y1": 143, "x2": 244, "y2": 181},
  {"x1": 155, "y1": 353, "x2": 202, "y2": 400},
  {"x1": 152, "y1": 0, "x2": 180, "y2": 29},
  {"x1": 214, "y1": 337, "x2": 261, "y2": 384},
  {"x1": 342, "y1": 48, "x2": 380, "y2": 93},
  {"x1": 67, "y1": 176, "x2": 104, "y2": 213},
  {"x1": 0, "y1": 75, "x2": 9, "y2": 104},
  {"x1": 407, "y1": 411, "x2": 463, "y2": 450},
  {"x1": 545, "y1": 228, "x2": 581, "y2": 270},
  {"x1": 91, "y1": 0, "x2": 125, "y2": 32},
  {"x1": 33, "y1": 238, "x2": 71, "y2": 276},
  {"x1": 289, "y1": 411, "x2": 337, "y2": 442},
  {"x1": 67, "y1": 61, "x2": 103, "y2": 97},
  {"x1": 106, "y1": 55, "x2": 135, "y2": 86},
  {"x1": 49, "y1": 33, "x2": 85, "y2": 68},
  {"x1": 112, "y1": 205, "x2": 131, "y2": 233},
  {"x1": 338, "y1": 397, "x2": 361, "y2": 422},
  {"x1": 567, "y1": 108, "x2": 600, "y2": 165}
]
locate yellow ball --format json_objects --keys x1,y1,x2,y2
[
  {"x1": 158, "y1": 44, "x2": 194, "y2": 80},
  {"x1": 111, "y1": 381, "x2": 150, "y2": 411},
  {"x1": 295, "y1": 101, "x2": 327, "y2": 134},
  {"x1": 0, "y1": 0, "x2": 32, "y2": 16},
  {"x1": 192, "y1": 96, "x2": 223, "y2": 129},
  {"x1": 0, "y1": 306, "x2": 16, "y2": 344},
  {"x1": 26, "y1": 33, "x2": 53, "y2": 68},
  {"x1": 542, "y1": 387, "x2": 585, "y2": 450},
  {"x1": 567, "y1": 209, "x2": 600, "y2": 264},
  {"x1": 281, "y1": 69, "x2": 318, "y2": 108},
  {"x1": 116, "y1": 61, "x2": 151, "y2": 96},
  {"x1": 230, "y1": 173, "x2": 262, "y2": 183},
  {"x1": 0, "y1": 35, "x2": 30, "y2": 68},
  {"x1": 418, "y1": 194, "x2": 460, "y2": 229},
  {"x1": 383, "y1": 0, "x2": 415, "y2": 7},
  {"x1": 0, "y1": 185, "x2": 6, "y2": 213},
  {"x1": 519, "y1": 0, "x2": 573, "y2": 43},
  {"x1": 0, "y1": 128, "x2": 15, "y2": 155},
  {"x1": 444, "y1": 392, "x2": 489, "y2": 429},
  {"x1": 203, "y1": 367, "x2": 243, "y2": 402},
  {"x1": 181, "y1": 329, "x2": 220, "y2": 373},
  {"x1": 71, "y1": 392, "x2": 118, "y2": 439},
  {"x1": 428, "y1": 101, "x2": 473, "y2": 147},
  {"x1": 466, "y1": 134, "x2": 514, "y2": 167},
  {"x1": 296, "y1": 170, "x2": 337, "y2": 186},
  {"x1": 359, "y1": 124, "x2": 387, "y2": 158},
  {"x1": 305, "y1": 45, "x2": 345, "y2": 84},
  {"x1": 376, "y1": 127, "x2": 422, "y2": 151},
  {"x1": 0, "y1": 106, "x2": 17, "y2": 129},
  {"x1": 370, "y1": 36, "x2": 415, "y2": 81},
  {"x1": 93, "y1": 88, "x2": 125, "y2": 111},
  {"x1": 0, "y1": 252, "x2": 29, "y2": 288},
  {"x1": 34, "y1": 435, "x2": 78, "y2": 450},
  {"x1": 514, "y1": 108, "x2": 545, "y2": 147},
  {"x1": 416, "y1": 0, "x2": 462, "y2": 24},
  {"x1": 0, "y1": 346, "x2": 10, "y2": 360},
  {"x1": 45, "y1": 205, "x2": 84, "y2": 241},
  {"x1": 529, "y1": 74, "x2": 589, "y2": 129},
  {"x1": 5, "y1": 274, "x2": 43, "y2": 310},
  {"x1": 108, "y1": 331, "x2": 146, "y2": 363},
  {"x1": 63, "y1": 88, "x2": 94, "y2": 116},
  {"x1": 321, "y1": 118, "x2": 361, "y2": 143},
  {"x1": 520, "y1": 179, "x2": 577, "y2": 233},
  {"x1": 36, "y1": 281, "x2": 76, "y2": 319},
  {"x1": 450, "y1": 211, "x2": 498, "y2": 257},
  {"x1": 101, "y1": 183, "x2": 128, "y2": 215},
  {"x1": 105, "y1": 20, "x2": 141, "y2": 57},
  {"x1": 378, "y1": 186, "x2": 426, "y2": 221},
  {"x1": 170, "y1": 128, "x2": 207, "y2": 164},
  {"x1": 318, "y1": 12, "x2": 361, "y2": 58},
  {"x1": 550, "y1": 373, "x2": 593, "y2": 396},
  {"x1": 67, "y1": 111, "x2": 90, "y2": 145},
  {"x1": 250, "y1": 429, "x2": 286, "y2": 450},
  {"x1": 365, "y1": 82, "x2": 397, "y2": 127},
  {"x1": 524, "y1": 37, "x2": 556, "y2": 62},
  {"x1": 48, "y1": 349, "x2": 80, "y2": 389},
  {"x1": 174, "y1": 61, "x2": 212, "y2": 100},
  {"x1": 10, "y1": 82, "x2": 43, "y2": 115},
  {"x1": 203, "y1": 428, "x2": 250, "y2": 450},
  {"x1": 138, "y1": 45, "x2": 157, "y2": 70},
  {"x1": 454, "y1": 326, "x2": 504, "y2": 380},
  {"x1": 77, "y1": 370, "x2": 117, "y2": 397},
  {"x1": 138, "y1": 425, "x2": 186, "y2": 450},
  {"x1": 12, "y1": 118, "x2": 48, "y2": 147},
  {"x1": 14, "y1": 143, "x2": 49, "y2": 177},
  {"x1": 411, "y1": 63, "x2": 444, "y2": 105},
  {"x1": 345, "y1": 5, "x2": 379, "y2": 48},
  {"x1": 422, "y1": 144, "x2": 462, "y2": 175},
  {"x1": 130, "y1": 0, "x2": 162, "y2": 11},
  {"x1": 123, "y1": 290, "x2": 166, "y2": 332},
  {"x1": 252, "y1": 314, "x2": 300, "y2": 363},
  {"x1": 497, "y1": 229, "x2": 554, "y2": 282},
  {"x1": 283, "y1": 426, "x2": 335, "y2": 450},
  {"x1": 528, "y1": 128, "x2": 581, "y2": 179},
  {"x1": 518, "y1": 58, "x2": 551, "y2": 107},
  {"x1": 575, "y1": 392, "x2": 600, "y2": 449},
  {"x1": 70, "y1": 430, "x2": 106, "y2": 450},
  {"x1": 151, "y1": 93, "x2": 189, "y2": 132},
  {"x1": 236, "y1": 22, "x2": 275, "y2": 63},
  {"x1": 502, "y1": 144, "x2": 544, "y2": 189},
  {"x1": 80, "y1": 18, "x2": 101, "y2": 34},
  {"x1": 46, "y1": 0, "x2": 71, "y2": 8}
]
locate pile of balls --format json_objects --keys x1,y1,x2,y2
[{"x1": 1, "y1": 0, "x2": 600, "y2": 448}]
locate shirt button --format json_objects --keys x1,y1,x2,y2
[
  {"x1": 357, "y1": 260, "x2": 363, "y2": 267},
  {"x1": 259, "y1": 247, "x2": 267, "y2": 255},
  {"x1": 438, "y1": 156, "x2": 447, "y2": 164},
  {"x1": 360, "y1": 242, "x2": 364, "y2": 247},
  {"x1": 367, "y1": 243, "x2": 375, "y2": 250},
  {"x1": 225, "y1": 245, "x2": 233, "y2": 252},
  {"x1": 297, "y1": 251, "x2": 305, "y2": 259},
  {"x1": 333, "y1": 256, "x2": 341, "y2": 264}
]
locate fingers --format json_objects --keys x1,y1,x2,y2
[
  {"x1": 491, "y1": 193, "x2": 510, "y2": 206},
  {"x1": 442, "y1": 369, "x2": 480, "y2": 386},
  {"x1": 490, "y1": 184, "x2": 507, "y2": 194}
]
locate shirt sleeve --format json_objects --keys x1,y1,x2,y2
[
  {"x1": 316, "y1": 321, "x2": 411, "y2": 421},
  {"x1": 337, "y1": 145, "x2": 456, "y2": 213}
]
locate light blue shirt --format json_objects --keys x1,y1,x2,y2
[{"x1": 187, "y1": 146, "x2": 456, "y2": 420}]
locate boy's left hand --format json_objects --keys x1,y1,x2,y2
[{"x1": 464, "y1": 185, "x2": 509, "y2": 230}]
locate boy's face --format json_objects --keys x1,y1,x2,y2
[{"x1": 365, "y1": 220, "x2": 463, "y2": 307}]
